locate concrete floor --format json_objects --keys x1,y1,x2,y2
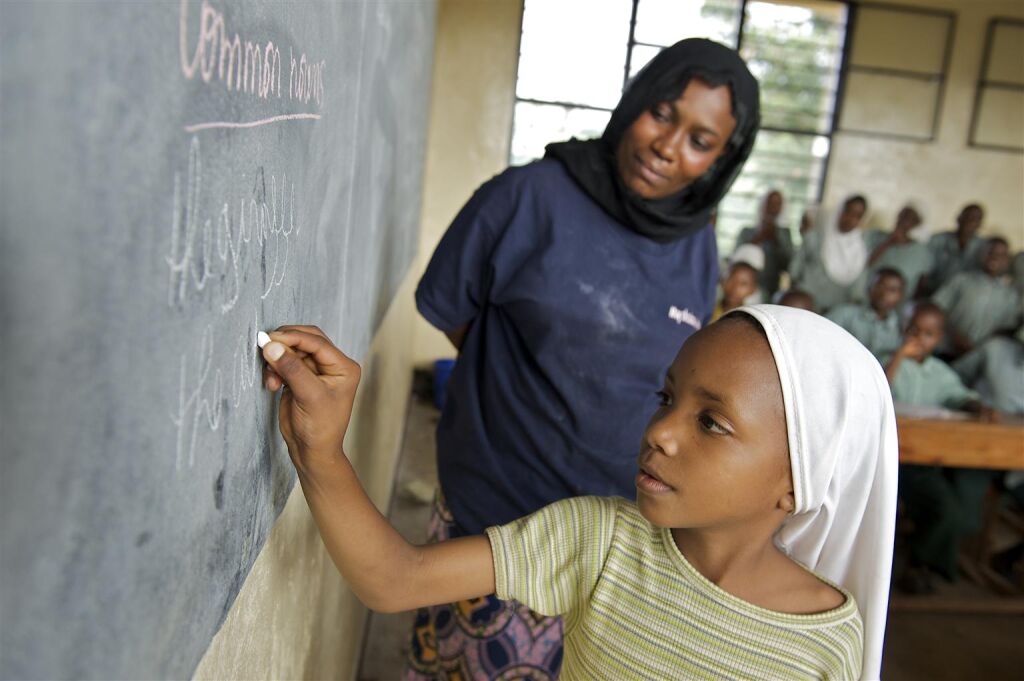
[{"x1": 356, "y1": 391, "x2": 1024, "y2": 680}]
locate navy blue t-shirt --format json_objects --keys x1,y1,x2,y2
[{"x1": 416, "y1": 159, "x2": 718, "y2": 535}]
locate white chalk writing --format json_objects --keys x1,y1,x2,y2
[
  {"x1": 165, "y1": 135, "x2": 297, "y2": 314},
  {"x1": 171, "y1": 308, "x2": 264, "y2": 470}
]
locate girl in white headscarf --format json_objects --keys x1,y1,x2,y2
[
  {"x1": 259, "y1": 305, "x2": 897, "y2": 681},
  {"x1": 791, "y1": 195, "x2": 871, "y2": 312}
]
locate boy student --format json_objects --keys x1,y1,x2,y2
[
  {"x1": 932, "y1": 236, "x2": 1021, "y2": 357},
  {"x1": 923, "y1": 203, "x2": 985, "y2": 295},
  {"x1": 735, "y1": 189, "x2": 792, "y2": 299},
  {"x1": 865, "y1": 204, "x2": 932, "y2": 298},
  {"x1": 883, "y1": 302, "x2": 993, "y2": 592},
  {"x1": 826, "y1": 268, "x2": 905, "y2": 359},
  {"x1": 712, "y1": 244, "x2": 763, "y2": 320},
  {"x1": 258, "y1": 307, "x2": 897, "y2": 680}
]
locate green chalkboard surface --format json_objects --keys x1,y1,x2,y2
[{"x1": 0, "y1": 1, "x2": 435, "y2": 677}]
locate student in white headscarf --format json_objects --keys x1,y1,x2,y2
[
  {"x1": 258, "y1": 306, "x2": 897, "y2": 681},
  {"x1": 790, "y1": 195, "x2": 870, "y2": 313}
]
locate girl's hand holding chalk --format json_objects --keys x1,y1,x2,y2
[
  {"x1": 256, "y1": 326, "x2": 495, "y2": 615},
  {"x1": 258, "y1": 325, "x2": 361, "y2": 473}
]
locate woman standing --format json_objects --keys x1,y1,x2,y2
[
  {"x1": 409, "y1": 39, "x2": 760, "y2": 679},
  {"x1": 790, "y1": 195, "x2": 870, "y2": 314}
]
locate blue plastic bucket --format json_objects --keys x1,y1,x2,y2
[{"x1": 432, "y1": 358, "x2": 456, "y2": 411}]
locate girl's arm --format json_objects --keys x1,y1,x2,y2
[{"x1": 260, "y1": 327, "x2": 494, "y2": 612}]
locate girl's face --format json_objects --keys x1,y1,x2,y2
[
  {"x1": 615, "y1": 79, "x2": 737, "y2": 200},
  {"x1": 636, "y1": 318, "x2": 793, "y2": 530}
]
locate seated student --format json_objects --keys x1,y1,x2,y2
[
  {"x1": 790, "y1": 195, "x2": 870, "y2": 313},
  {"x1": 258, "y1": 307, "x2": 897, "y2": 681},
  {"x1": 953, "y1": 327, "x2": 1024, "y2": 415},
  {"x1": 774, "y1": 288, "x2": 816, "y2": 313},
  {"x1": 883, "y1": 302, "x2": 993, "y2": 592},
  {"x1": 712, "y1": 246, "x2": 762, "y2": 320},
  {"x1": 1013, "y1": 250, "x2": 1024, "y2": 296},
  {"x1": 865, "y1": 205, "x2": 933, "y2": 299},
  {"x1": 826, "y1": 268, "x2": 905, "y2": 359},
  {"x1": 933, "y1": 236, "x2": 1021, "y2": 357},
  {"x1": 923, "y1": 203, "x2": 985, "y2": 295},
  {"x1": 955, "y1": 326, "x2": 1024, "y2": 576},
  {"x1": 735, "y1": 190, "x2": 792, "y2": 299}
]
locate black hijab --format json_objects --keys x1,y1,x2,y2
[{"x1": 545, "y1": 39, "x2": 760, "y2": 243}]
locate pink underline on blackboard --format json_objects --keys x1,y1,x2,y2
[{"x1": 183, "y1": 113, "x2": 322, "y2": 133}]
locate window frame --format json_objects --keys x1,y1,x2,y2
[
  {"x1": 967, "y1": 16, "x2": 1024, "y2": 155},
  {"x1": 835, "y1": 1, "x2": 956, "y2": 144}
]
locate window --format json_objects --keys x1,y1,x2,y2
[
  {"x1": 837, "y1": 3, "x2": 955, "y2": 142},
  {"x1": 510, "y1": 0, "x2": 850, "y2": 252},
  {"x1": 968, "y1": 17, "x2": 1024, "y2": 153}
]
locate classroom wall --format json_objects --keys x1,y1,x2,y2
[
  {"x1": 413, "y1": 0, "x2": 524, "y2": 366},
  {"x1": 192, "y1": 273, "x2": 418, "y2": 680},
  {"x1": 824, "y1": 0, "x2": 1024, "y2": 248}
]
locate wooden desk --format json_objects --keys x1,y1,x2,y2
[
  {"x1": 894, "y1": 415, "x2": 1024, "y2": 612},
  {"x1": 897, "y1": 416, "x2": 1024, "y2": 470}
]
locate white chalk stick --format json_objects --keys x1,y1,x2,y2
[{"x1": 256, "y1": 331, "x2": 272, "y2": 349}]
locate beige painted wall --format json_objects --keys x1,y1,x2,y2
[
  {"x1": 193, "y1": 272, "x2": 418, "y2": 681},
  {"x1": 412, "y1": 0, "x2": 524, "y2": 366},
  {"x1": 825, "y1": 0, "x2": 1024, "y2": 248}
]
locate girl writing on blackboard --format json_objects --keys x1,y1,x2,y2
[
  {"x1": 258, "y1": 305, "x2": 897, "y2": 680},
  {"x1": 409, "y1": 38, "x2": 759, "y2": 677}
]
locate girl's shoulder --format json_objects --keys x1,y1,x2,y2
[{"x1": 755, "y1": 552, "x2": 855, "y2": 617}]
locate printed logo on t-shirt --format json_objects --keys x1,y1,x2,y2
[{"x1": 668, "y1": 305, "x2": 702, "y2": 330}]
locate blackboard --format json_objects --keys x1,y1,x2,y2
[{"x1": 0, "y1": 1, "x2": 435, "y2": 678}]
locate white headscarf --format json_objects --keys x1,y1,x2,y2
[
  {"x1": 820, "y1": 203, "x2": 868, "y2": 286},
  {"x1": 734, "y1": 304, "x2": 898, "y2": 681}
]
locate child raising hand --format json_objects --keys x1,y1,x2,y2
[{"x1": 259, "y1": 307, "x2": 897, "y2": 680}]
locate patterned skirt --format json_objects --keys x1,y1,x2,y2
[{"x1": 403, "y1": 493, "x2": 564, "y2": 680}]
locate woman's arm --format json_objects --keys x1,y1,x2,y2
[
  {"x1": 445, "y1": 324, "x2": 469, "y2": 352},
  {"x1": 260, "y1": 327, "x2": 494, "y2": 612}
]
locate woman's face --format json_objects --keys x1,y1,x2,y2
[
  {"x1": 636, "y1": 318, "x2": 793, "y2": 530},
  {"x1": 615, "y1": 79, "x2": 737, "y2": 200}
]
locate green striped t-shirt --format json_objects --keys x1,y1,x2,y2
[{"x1": 486, "y1": 496, "x2": 863, "y2": 680}]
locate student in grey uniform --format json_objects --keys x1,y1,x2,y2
[
  {"x1": 1012, "y1": 250, "x2": 1024, "y2": 296},
  {"x1": 953, "y1": 327, "x2": 1024, "y2": 416},
  {"x1": 790, "y1": 195, "x2": 870, "y2": 314},
  {"x1": 735, "y1": 189, "x2": 792, "y2": 299},
  {"x1": 923, "y1": 203, "x2": 984, "y2": 294},
  {"x1": 865, "y1": 205, "x2": 932, "y2": 299},
  {"x1": 826, "y1": 268, "x2": 904, "y2": 359},
  {"x1": 933, "y1": 237, "x2": 1021, "y2": 358},
  {"x1": 884, "y1": 303, "x2": 993, "y2": 592}
]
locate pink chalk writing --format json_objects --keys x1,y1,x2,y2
[{"x1": 179, "y1": 0, "x2": 326, "y2": 107}]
